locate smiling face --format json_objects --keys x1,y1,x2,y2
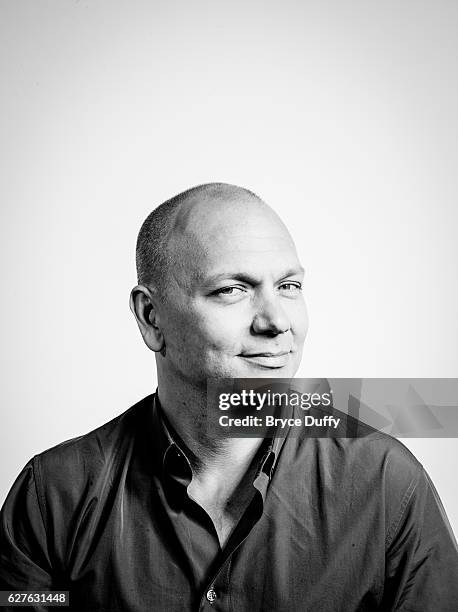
[{"x1": 154, "y1": 194, "x2": 308, "y2": 387}]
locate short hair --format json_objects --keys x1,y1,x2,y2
[{"x1": 135, "y1": 182, "x2": 261, "y2": 296}]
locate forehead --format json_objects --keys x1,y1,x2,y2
[{"x1": 168, "y1": 198, "x2": 301, "y2": 285}]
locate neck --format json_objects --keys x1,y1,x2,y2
[{"x1": 156, "y1": 369, "x2": 263, "y2": 475}]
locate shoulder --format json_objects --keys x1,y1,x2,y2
[
  {"x1": 31, "y1": 395, "x2": 154, "y2": 504},
  {"x1": 335, "y1": 432, "x2": 424, "y2": 524},
  {"x1": 285, "y1": 416, "x2": 427, "y2": 540},
  {"x1": 290, "y1": 404, "x2": 424, "y2": 490},
  {"x1": 339, "y1": 429, "x2": 422, "y2": 485}
]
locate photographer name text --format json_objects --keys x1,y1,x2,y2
[{"x1": 219, "y1": 415, "x2": 341, "y2": 429}]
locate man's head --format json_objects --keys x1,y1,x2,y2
[{"x1": 131, "y1": 183, "x2": 308, "y2": 387}]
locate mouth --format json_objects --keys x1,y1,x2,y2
[{"x1": 239, "y1": 351, "x2": 292, "y2": 369}]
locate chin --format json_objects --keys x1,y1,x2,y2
[{"x1": 250, "y1": 368, "x2": 296, "y2": 379}]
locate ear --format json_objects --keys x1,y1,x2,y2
[{"x1": 129, "y1": 285, "x2": 165, "y2": 352}]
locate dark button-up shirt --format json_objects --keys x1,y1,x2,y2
[
  {"x1": 153, "y1": 401, "x2": 275, "y2": 592},
  {"x1": 1, "y1": 393, "x2": 457, "y2": 611}
]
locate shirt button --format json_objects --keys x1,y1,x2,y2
[{"x1": 206, "y1": 588, "x2": 217, "y2": 603}]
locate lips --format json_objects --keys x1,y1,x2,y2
[{"x1": 240, "y1": 351, "x2": 291, "y2": 368}]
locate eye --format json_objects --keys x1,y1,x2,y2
[
  {"x1": 213, "y1": 286, "x2": 246, "y2": 297},
  {"x1": 279, "y1": 282, "x2": 302, "y2": 292}
]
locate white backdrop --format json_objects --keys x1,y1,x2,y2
[{"x1": 1, "y1": 1, "x2": 457, "y2": 535}]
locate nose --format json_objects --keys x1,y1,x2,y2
[{"x1": 251, "y1": 292, "x2": 291, "y2": 335}]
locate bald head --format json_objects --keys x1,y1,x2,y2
[{"x1": 136, "y1": 182, "x2": 289, "y2": 296}]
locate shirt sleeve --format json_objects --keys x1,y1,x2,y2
[
  {"x1": 0, "y1": 459, "x2": 53, "y2": 592},
  {"x1": 383, "y1": 466, "x2": 458, "y2": 611}
]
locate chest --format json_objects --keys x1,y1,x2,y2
[
  {"x1": 65, "y1": 488, "x2": 385, "y2": 612},
  {"x1": 189, "y1": 482, "x2": 255, "y2": 547}
]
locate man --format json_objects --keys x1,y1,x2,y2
[{"x1": 0, "y1": 183, "x2": 457, "y2": 611}]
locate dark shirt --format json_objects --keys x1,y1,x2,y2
[
  {"x1": 153, "y1": 401, "x2": 275, "y2": 592},
  {"x1": 0, "y1": 393, "x2": 457, "y2": 611}
]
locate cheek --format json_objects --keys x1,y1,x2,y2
[
  {"x1": 166, "y1": 303, "x2": 245, "y2": 355},
  {"x1": 161, "y1": 304, "x2": 199, "y2": 352},
  {"x1": 289, "y1": 299, "x2": 309, "y2": 342},
  {"x1": 198, "y1": 312, "x2": 245, "y2": 353}
]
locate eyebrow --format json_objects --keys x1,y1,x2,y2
[{"x1": 204, "y1": 266, "x2": 305, "y2": 285}]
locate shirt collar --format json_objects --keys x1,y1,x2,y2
[{"x1": 151, "y1": 390, "x2": 290, "y2": 500}]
